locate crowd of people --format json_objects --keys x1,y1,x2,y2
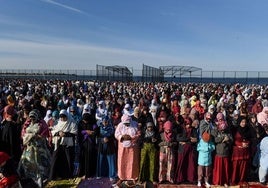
[{"x1": 0, "y1": 78, "x2": 268, "y2": 188}]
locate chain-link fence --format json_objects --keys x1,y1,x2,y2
[{"x1": 0, "y1": 69, "x2": 268, "y2": 84}]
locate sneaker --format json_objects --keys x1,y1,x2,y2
[
  {"x1": 96, "y1": 177, "x2": 101, "y2": 179},
  {"x1": 197, "y1": 181, "x2": 202, "y2": 187},
  {"x1": 205, "y1": 182, "x2": 211, "y2": 188}
]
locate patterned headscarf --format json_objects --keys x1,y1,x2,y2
[
  {"x1": 163, "y1": 121, "x2": 173, "y2": 142},
  {"x1": 216, "y1": 112, "x2": 227, "y2": 131}
]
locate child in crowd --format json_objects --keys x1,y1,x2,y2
[
  {"x1": 96, "y1": 116, "x2": 117, "y2": 182},
  {"x1": 197, "y1": 112, "x2": 216, "y2": 188},
  {"x1": 139, "y1": 122, "x2": 159, "y2": 184}
]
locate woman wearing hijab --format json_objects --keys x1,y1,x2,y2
[
  {"x1": 44, "y1": 110, "x2": 52, "y2": 124},
  {"x1": 213, "y1": 113, "x2": 233, "y2": 187},
  {"x1": 48, "y1": 109, "x2": 77, "y2": 181},
  {"x1": 158, "y1": 120, "x2": 176, "y2": 184},
  {"x1": 191, "y1": 100, "x2": 205, "y2": 120},
  {"x1": 251, "y1": 99, "x2": 263, "y2": 115},
  {"x1": 114, "y1": 114, "x2": 140, "y2": 187},
  {"x1": 231, "y1": 116, "x2": 252, "y2": 185},
  {"x1": 257, "y1": 106, "x2": 268, "y2": 126},
  {"x1": 77, "y1": 112, "x2": 98, "y2": 179},
  {"x1": 18, "y1": 109, "x2": 51, "y2": 188},
  {"x1": 175, "y1": 117, "x2": 198, "y2": 184}
]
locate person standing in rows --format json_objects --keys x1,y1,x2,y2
[
  {"x1": 231, "y1": 116, "x2": 252, "y2": 185},
  {"x1": 96, "y1": 116, "x2": 117, "y2": 183},
  {"x1": 212, "y1": 113, "x2": 233, "y2": 187},
  {"x1": 48, "y1": 109, "x2": 77, "y2": 181},
  {"x1": 18, "y1": 109, "x2": 50, "y2": 187},
  {"x1": 138, "y1": 121, "x2": 159, "y2": 184},
  {"x1": 158, "y1": 120, "x2": 176, "y2": 184},
  {"x1": 197, "y1": 112, "x2": 216, "y2": 188},
  {"x1": 175, "y1": 117, "x2": 198, "y2": 184},
  {"x1": 114, "y1": 114, "x2": 140, "y2": 187},
  {"x1": 248, "y1": 113, "x2": 266, "y2": 180},
  {"x1": 95, "y1": 100, "x2": 108, "y2": 121},
  {"x1": 77, "y1": 112, "x2": 98, "y2": 179}
]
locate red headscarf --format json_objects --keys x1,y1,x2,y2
[
  {"x1": 172, "y1": 106, "x2": 180, "y2": 116},
  {"x1": 163, "y1": 121, "x2": 173, "y2": 142}
]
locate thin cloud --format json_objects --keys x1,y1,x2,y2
[
  {"x1": 0, "y1": 38, "x2": 186, "y2": 70},
  {"x1": 41, "y1": 0, "x2": 87, "y2": 15}
]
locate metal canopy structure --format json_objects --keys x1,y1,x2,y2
[
  {"x1": 159, "y1": 66, "x2": 202, "y2": 77},
  {"x1": 96, "y1": 64, "x2": 133, "y2": 81},
  {"x1": 142, "y1": 64, "x2": 164, "y2": 82},
  {"x1": 105, "y1": 65, "x2": 133, "y2": 76}
]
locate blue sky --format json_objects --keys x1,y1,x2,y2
[{"x1": 1, "y1": 0, "x2": 268, "y2": 71}]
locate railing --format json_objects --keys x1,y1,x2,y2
[{"x1": 0, "y1": 69, "x2": 268, "y2": 84}]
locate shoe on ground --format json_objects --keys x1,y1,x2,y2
[
  {"x1": 110, "y1": 178, "x2": 117, "y2": 184},
  {"x1": 96, "y1": 177, "x2": 101, "y2": 179},
  {"x1": 197, "y1": 181, "x2": 201, "y2": 187},
  {"x1": 205, "y1": 182, "x2": 211, "y2": 188}
]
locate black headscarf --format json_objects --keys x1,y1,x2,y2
[{"x1": 237, "y1": 116, "x2": 251, "y2": 140}]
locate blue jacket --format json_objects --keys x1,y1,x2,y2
[{"x1": 197, "y1": 138, "x2": 215, "y2": 166}]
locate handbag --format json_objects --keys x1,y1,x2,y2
[{"x1": 202, "y1": 130, "x2": 211, "y2": 142}]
